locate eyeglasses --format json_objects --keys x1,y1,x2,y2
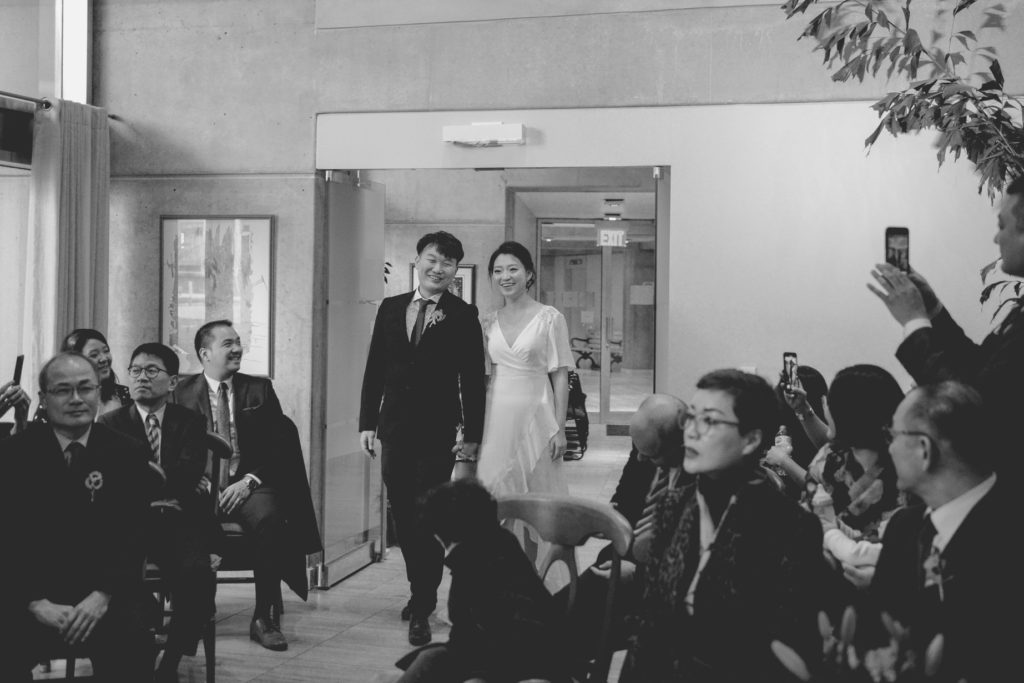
[
  {"x1": 127, "y1": 365, "x2": 170, "y2": 379},
  {"x1": 683, "y1": 411, "x2": 741, "y2": 437},
  {"x1": 46, "y1": 384, "x2": 99, "y2": 400},
  {"x1": 882, "y1": 426, "x2": 934, "y2": 445}
]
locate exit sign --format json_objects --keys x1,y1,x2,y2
[{"x1": 598, "y1": 229, "x2": 626, "y2": 247}]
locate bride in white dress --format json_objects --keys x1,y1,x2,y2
[{"x1": 477, "y1": 241, "x2": 574, "y2": 501}]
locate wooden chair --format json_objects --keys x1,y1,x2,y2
[{"x1": 497, "y1": 493, "x2": 633, "y2": 683}]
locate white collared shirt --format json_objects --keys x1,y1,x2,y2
[
  {"x1": 927, "y1": 473, "x2": 997, "y2": 553},
  {"x1": 407, "y1": 290, "x2": 443, "y2": 339},
  {"x1": 135, "y1": 403, "x2": 167, "y2": 426},
  {"x1": 55, "y1": 426, "x2": 92, "y2": 454}
]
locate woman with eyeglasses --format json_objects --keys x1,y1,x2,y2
[
  {"x1": 55, "y1": 329, "x2": 131, "y2": 417},
  {"x1": 621, "y1": 369, "x2": 827, "y2": 683}
]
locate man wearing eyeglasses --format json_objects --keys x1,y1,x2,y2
[
  {"x1": 872, "y1": 381, "x2": 1012, "y2": 683},
  {"x1": 98, "y1": 342, "x2": 215, "y2": 682},
  {"x1": 1, "y1": 352, "x2": 155, "y2": 682}
]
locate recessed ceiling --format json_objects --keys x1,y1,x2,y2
[{"x1": 517, "y1": 191, "x2": 655, "y2": 220}]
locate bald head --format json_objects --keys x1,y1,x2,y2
[{"x1": 630, "y1": 394, "x2": 688, "y2": 468}]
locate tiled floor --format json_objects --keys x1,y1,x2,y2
[{"x1": 38, "y1": 427, "x2": 633, "y2": 682}]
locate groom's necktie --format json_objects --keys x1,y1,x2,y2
[{"x1": 411, "y1": 299, "x2": 431, "y2": 347}]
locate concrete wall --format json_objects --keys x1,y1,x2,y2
[{"x1": 107, "y1": 175, "x2": 318, "y2": 453}]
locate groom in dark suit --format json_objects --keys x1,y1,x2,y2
[
  {"x1": 173, "y1": 320, "x2": 322, "y2": 652},
  {"x1": 360, "y1": 231, "x2": 486, "y2": 645},
  {"x1": 873, "y1": 381, "x2": 1013, "y2": 682},
  {"x1": 98, "y1": 342, "x2": 215, "y2": 681}
]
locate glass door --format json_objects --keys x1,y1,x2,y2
[
  {"x1": 538, "y1": 219, "x2": 655, "y2": 424},
  {"x1": 316, "y1": 173, "x2": 387, "y2": 587}
]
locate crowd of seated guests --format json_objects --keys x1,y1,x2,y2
[
  {"x1": 0, "y1": 321, "x2": 320, "y2": 683},
  {"x1": 5, "y1": 178, "x2": 1021, "y2": 683}
]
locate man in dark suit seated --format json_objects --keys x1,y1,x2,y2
[
  {"x1": 563, "y1": 393, "x2": 689, "y2": 673},
  {"x1": 873, "y1": 380, "x2": 1014, "y2": 682},
  {"x1": 98, "y1": 342, "x2": 216, "y2": 682},
  {"x1": 869, "y1": 175, "x2": 1024, "y2": 477},
  {"x1": 173, "y1": 320, "x2": 321, "y2": 652},
  {"x1": 0, "y1": 352, "x2": 155, "y2": 682}
]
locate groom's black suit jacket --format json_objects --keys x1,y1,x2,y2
[{"x1": 360, "y1": 290, "x2": 486, "y2": 443}]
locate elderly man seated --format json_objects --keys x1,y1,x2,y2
[
  {"x1": 0, "y1": 352, "x2": 155, "y2": 682},
  {"x1": 562, "y1": 393, "x2": 689, "y2": 675}
]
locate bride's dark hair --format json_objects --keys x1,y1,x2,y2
[{"x1": 487, "y1": 241, "x2": 536, "y2": 290}]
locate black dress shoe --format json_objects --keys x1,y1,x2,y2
[
  {"x1": 250, "y1": 616, "x2": 288, "y2": 651},
  {"x1": 408, "y1": 614, "x2": 432, "y2": 646}
]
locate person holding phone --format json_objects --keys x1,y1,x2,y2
[
  {"x1": 868, "y1": 175, "x2": 1024, "y2": 478},
  {"x1": 1, "y1": 355, "x2": 31, "y2": 434},
  {"x1": 0, "y1": 380, "x2": 31, "y2": 426}
]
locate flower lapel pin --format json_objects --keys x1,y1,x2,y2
[
  {"x1": 85, "y1": 470, "x2": 104, "y2": 502},
  {"x1": 425, "y1": 308, "x2": 446, "y2": 331}
]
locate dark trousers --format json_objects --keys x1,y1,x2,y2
[
  {"x1": 225, "y1": 486, "x2": 287, "y2": 616},
  {"x1": 381, "y1": 435, "x2": 456, "y2": 616},
  {"x1": 148, "y1": 507, "x2": 216, "y2": 655},
  {"x1": 7, "y1": 592, "x2": 154, "y2": 682}
]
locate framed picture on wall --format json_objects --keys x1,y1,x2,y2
[
  {"x1": 410, "y1": 263, "x2": 476, "y2": 305},
  {"x1": 160, "y1": 215, "x2": 275, "y2": 377}
]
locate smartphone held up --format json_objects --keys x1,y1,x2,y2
[
  {"x1": 885, "y1": 226, "x2": 910, "y2": 273},
  {"x1": 782, "y1": 352, "x2": 799, "y2": 391}
]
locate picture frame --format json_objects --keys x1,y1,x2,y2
[
  {"x1": 160, "y1": 215, "x2": 275, "y2": 377},
  {"x1": 410, "y1": 263, "x2": 476, "y2": 305}
]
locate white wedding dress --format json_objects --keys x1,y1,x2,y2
[{"x1": 477, "y1": 305, "x2": 574, "y2": 497}]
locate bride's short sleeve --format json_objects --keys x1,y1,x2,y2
[{"x1": 545, "y1": 308, "x2": 574, "y2": 373}]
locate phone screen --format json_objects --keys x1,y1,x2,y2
[
  {"x1": 783, "y1": 352, "x2": 798, "y2": 388},
  {"x1": 886, "y1": 227, "x2": 910, "y2": 273},
  {"x1": 13, "y1": 354, "x2": 24, "y2": 385}
]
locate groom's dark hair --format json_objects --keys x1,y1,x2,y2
[{"x1": 417, "y1": 231, "x2": 464, "y2": 264}]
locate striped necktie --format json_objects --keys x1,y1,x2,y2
[{"x1": 145, "y1": 413, "x2": 161, "y2": 464}]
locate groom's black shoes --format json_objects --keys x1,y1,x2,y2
[{"x1": 408, "y1": 614, "x2": 432, "y2": 646}]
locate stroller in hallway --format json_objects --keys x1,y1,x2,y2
[{"x1": 564, "y1": 370, "x2": 590, "y2": 460}]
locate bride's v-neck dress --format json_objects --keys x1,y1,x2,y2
[{"x1": 477, "y1": 305, "x2": 574, "y2": 496}]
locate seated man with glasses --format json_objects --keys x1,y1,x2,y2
[
  {"x1": 872, "y1": 381, "x2": 1013, "y2": 683},
  {"x1": 621, "y1": 369, "x2": 829, "y2": 683},
  {"x1": 98, "y1": 342, "x2": 217, "y2": 683},
  {"x1": 1, "y1": 352, "x2": 155, "y2": 682}
]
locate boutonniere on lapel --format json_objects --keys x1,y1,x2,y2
[
  {"x1": 84, "y1": 470, "x2": 104, "y2": 502},
  {"x1": 425, "y1": 308, "x2": 446, "y2": 331}
]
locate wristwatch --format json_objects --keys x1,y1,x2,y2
[{"x1": 243, "y1": 475, "x2": 259, "y2": 491}]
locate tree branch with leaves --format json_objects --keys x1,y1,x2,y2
[{"x1": 782, "y1": 0, "x2": 1023, "y2": 198}]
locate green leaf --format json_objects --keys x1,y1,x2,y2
[
  {"x1": 991, "y1": 60, "x2": 1004, "y2": 87},
  {"x1": 953, "y1": 0, "x2": 979, "y2": 15}
]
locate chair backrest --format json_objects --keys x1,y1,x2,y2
[
  {"x1": 205, "y1": 430, "x2": 233, "y2": 515},
  {"x1": 496, "y1": 493, "x2": 632, "y2": 683}
]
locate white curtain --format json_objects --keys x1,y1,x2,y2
[{"x1": 21, "y1": 99, "x2": 110, "y2": 394}]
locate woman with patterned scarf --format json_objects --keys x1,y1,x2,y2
[{"x1": 805, "y1": 365, "x2": 908, "y2": 588}]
